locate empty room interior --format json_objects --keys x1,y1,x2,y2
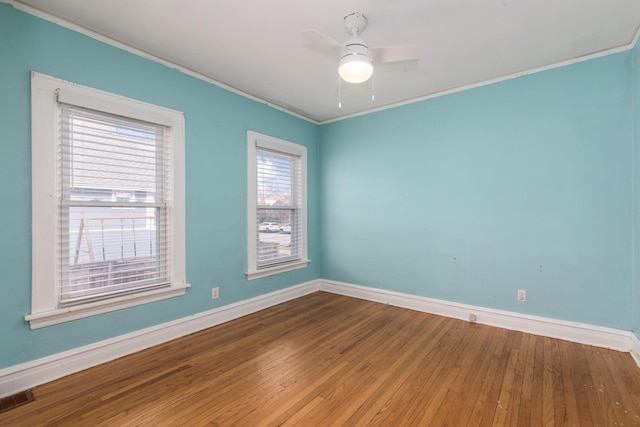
[{"x1": 4, "y1": 0, "x2": 640, "y2": 425}]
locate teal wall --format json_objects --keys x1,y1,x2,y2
[
  {"x1": 320, "y1": 52, "x2": 634, "y2": 330},
  {"x1": 633, "y1": 41, "x2": 640, "y2": 339},
  {"x1": 0, "y1": 4, "x2": 320, "y2": 369}
]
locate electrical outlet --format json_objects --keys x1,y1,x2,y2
[
  {"x1": 212, "y1": 287, "x2": 219, "y2": 300},
  {"x1": 517, "y1": 289, "x2": 527, "y2": 302}
]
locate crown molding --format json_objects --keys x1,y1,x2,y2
[{"x1": 4, "y1": 0, "x2": 318, "y2": 124}]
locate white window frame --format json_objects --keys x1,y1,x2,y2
[
  {"x1": 27, "y1": 72, "x2": 189, "y2": 329},
  {"x1": 246, "y1": 131, "x2": 309, "y2": 280}
]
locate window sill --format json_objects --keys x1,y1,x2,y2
[
  {"x1": 25, "y1": 283, "x2": 191, "y2": 330},
  {"x1": 246, "y1": 259, "x2": 310, "y2": 281}
]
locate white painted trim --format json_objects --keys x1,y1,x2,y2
[
  {"x1": 0, "y1": 280, "x2": 320, "y2": 398},
  {"x1": 632, "y1": 23, "x2": 640, "y2": 49},
  {"x1": 631, "y1": 334, "x2": 640, "y2": 368},
  {"x1": 320, "y1": 44, "x2": 636, "y2": 124},
  {"x1": 3, "y1": 0, "x2": 317, "y2": 125},
  {"x1": 6, "y1": 1, "x2": 640, "y2": 125},
  {"x1": 246, "y1": 259, "x2": 311, "y2": 281},
  {"x1": 2, "y1": 277, "x2": 639, "y2": 398},
  {"x1": 318, "y1": 279, "x2": 633, "y2": 352},
  {"x1": 246, "y1": 131, "x2": 308, "y2": 280},
  {"x1": 25, "y1": 284, "x2": 191, "y2": 330},
  {"x1": 29, "y1": 72, "x2": 188, "y2": 328}
]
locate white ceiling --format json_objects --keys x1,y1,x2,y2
[{"x1": 13, "y1": 0, "x2": 640, "y2": 123}]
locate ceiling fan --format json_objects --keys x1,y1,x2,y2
[{"x1": 303, "y1": 12, "x2": 419, "y2": 84}]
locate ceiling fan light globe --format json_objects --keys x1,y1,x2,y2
[{"x1": 338, "y1": 56, "x2": 373, "y2": 83}]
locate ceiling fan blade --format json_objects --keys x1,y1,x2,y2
[
  {"x1": 302, "y1": 29, "x2": 344, "y2": 52},
  {"x1": 370, "y1": 45, "x2": 420, "y2": 64}
]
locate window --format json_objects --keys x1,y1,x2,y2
[
  {"x1": 27, "y1": 72, "x2": 189, "y2": 329},
  {"x1": 246, "y1": 131, "x2": 309, "y2": 280}
]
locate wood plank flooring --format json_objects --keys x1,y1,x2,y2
[{"x1": 2, "y1": 291, "x2": 640, "y2": 426}]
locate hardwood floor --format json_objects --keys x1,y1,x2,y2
[{"x1": 2, "y1": 291, "x2": 640, "y2": 426}]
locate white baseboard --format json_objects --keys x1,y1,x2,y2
[
  {"x1": 631, "y1": 333, "x2": 640, "y2": 367},
  {"x1": 0, "y1": 280, "x2": 320, "y2": 398},
  {"x1": 2, "y1": 278, "x2": 638, "y2": 398},
  {"x1": 318, "y1": 279, "x2": 634, "y2": 354}
]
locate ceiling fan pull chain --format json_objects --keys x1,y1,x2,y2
[
  {"x1": 371, "y1": 73, "x2": 375, "y2": 102},
  {"x1": 338, "y1": 75, "x2": 342, "y2": 109}
]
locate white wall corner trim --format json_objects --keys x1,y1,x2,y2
[
  {"x1": 0, "y1": 280, "x2": 320, "y2": 398},
  {"x1": 317, "y1": 279, "x2": 635, "y2": 354}
]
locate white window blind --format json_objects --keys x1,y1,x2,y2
[
  {"x1": 58, "y1": 104, "x2": 172, "y2": 305},
  {"x1": 256, "y1": 147, "x2": 303, "y2": 267}
]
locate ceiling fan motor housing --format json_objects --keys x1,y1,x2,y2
[
  {"x1": 344, "y1": 12, "x2": 368, "y2": 37},
  {"x1": 342, "y1": 37, "x2": 371, "y2": 62}
]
